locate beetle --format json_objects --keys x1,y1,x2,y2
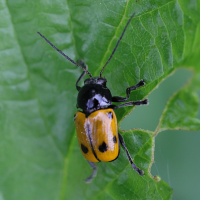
[{"x1": 38, "y1": 13, "x2": 148, "y2": 182}]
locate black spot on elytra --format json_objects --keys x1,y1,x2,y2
[
  {"x1": 107, "y1": 111, "x2": 113, "y2": 119},
  {"x1": 113, "y1": 136, "x2": 117, "y2": 143},
  {"x1": 81, "y1": 144, "x2": 88, "y2": 154},
  {"x1": 98, "y1": 142, "x2": 108, "y2": 152}
]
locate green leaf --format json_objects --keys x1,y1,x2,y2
[
  {"x1": 178, "y1": 0, "x2": 200, "y2": 72},
  {"x1": 0, "y1": 0, "x2": 200, "y2": 199},
  {"x1": 156, "y1": 74, "x2": 200, "y2": 133},
  {"x1": 63, "y1": 129, "x2": 172, "y2": 200}
]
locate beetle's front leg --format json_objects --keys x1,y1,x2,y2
[{"x1": 112, "y1": 79, "x2": 145, "y2": 102}]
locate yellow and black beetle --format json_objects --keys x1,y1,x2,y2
[{"x1": 38, "y1": 13, "x2": 148, "y2": 182}]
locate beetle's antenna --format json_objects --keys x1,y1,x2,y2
[
  {"x1": 37, "y1": 32, "x2": 92, "y2": 77},
  {"x1": 99, "y1": 13, "x2": 135, "y2": 77}
]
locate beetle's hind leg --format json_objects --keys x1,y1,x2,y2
[
  {"x1": 85, "y1": 161, "x2": 98, "y2": 183},
  {"x1": 118, "y1": 133, "x2": 144, "y2": 176},
  {"x1": 76, "y1": 60, "x2": 88, "y2": 91},
  {"x1": 112, "y1": 79, "x2": 145, "y2": 102}
]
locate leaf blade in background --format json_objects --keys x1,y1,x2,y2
[
  {"x1": 156, "y1": 74, "x2": 200, "y2": 133},
  {"x1": 0, "y1": 0, "x2": 200, "y2": 199}
]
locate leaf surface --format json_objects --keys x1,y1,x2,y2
[
  {"x1": 0, "y1": 0, "x2": 200, "y2": 199},
  {"x1": 156, "y1": 74, "x2": 200, "y2": 133}
]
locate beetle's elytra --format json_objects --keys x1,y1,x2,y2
[{"x1": 38, "y1": 13, "x2": 148, "y2": 183}]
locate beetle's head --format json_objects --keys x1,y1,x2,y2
[{"x1": 84, "y1": 77, "x2": 107, "y2": 87}]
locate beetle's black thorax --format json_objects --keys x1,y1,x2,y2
[{"x1": 77, "y1": 77, "x2": 112, "y2": 115}]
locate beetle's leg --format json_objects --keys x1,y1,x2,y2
[
  {"x1": 76, "y1": 60, "x2": 88, "y2": 91},
  {"x1": 84, "y1": 161, "x2": 98, "y2": 183},
  {"x1": 109, "y1": 99, "x2": 148, "y2": 109},
  {"x1": 112, "y1": 79, "x2": 145, "y2": 102},
  {"x1": 118, "y1": 133, "x2": 144, "y2": 176}
]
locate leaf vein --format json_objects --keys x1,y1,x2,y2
[
  {"x1": 94, "y1": 0, "x2": 130, "y2": 76},
  {"x1": 4, "y1": 0, "x2": 64, "y2": 157}
]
